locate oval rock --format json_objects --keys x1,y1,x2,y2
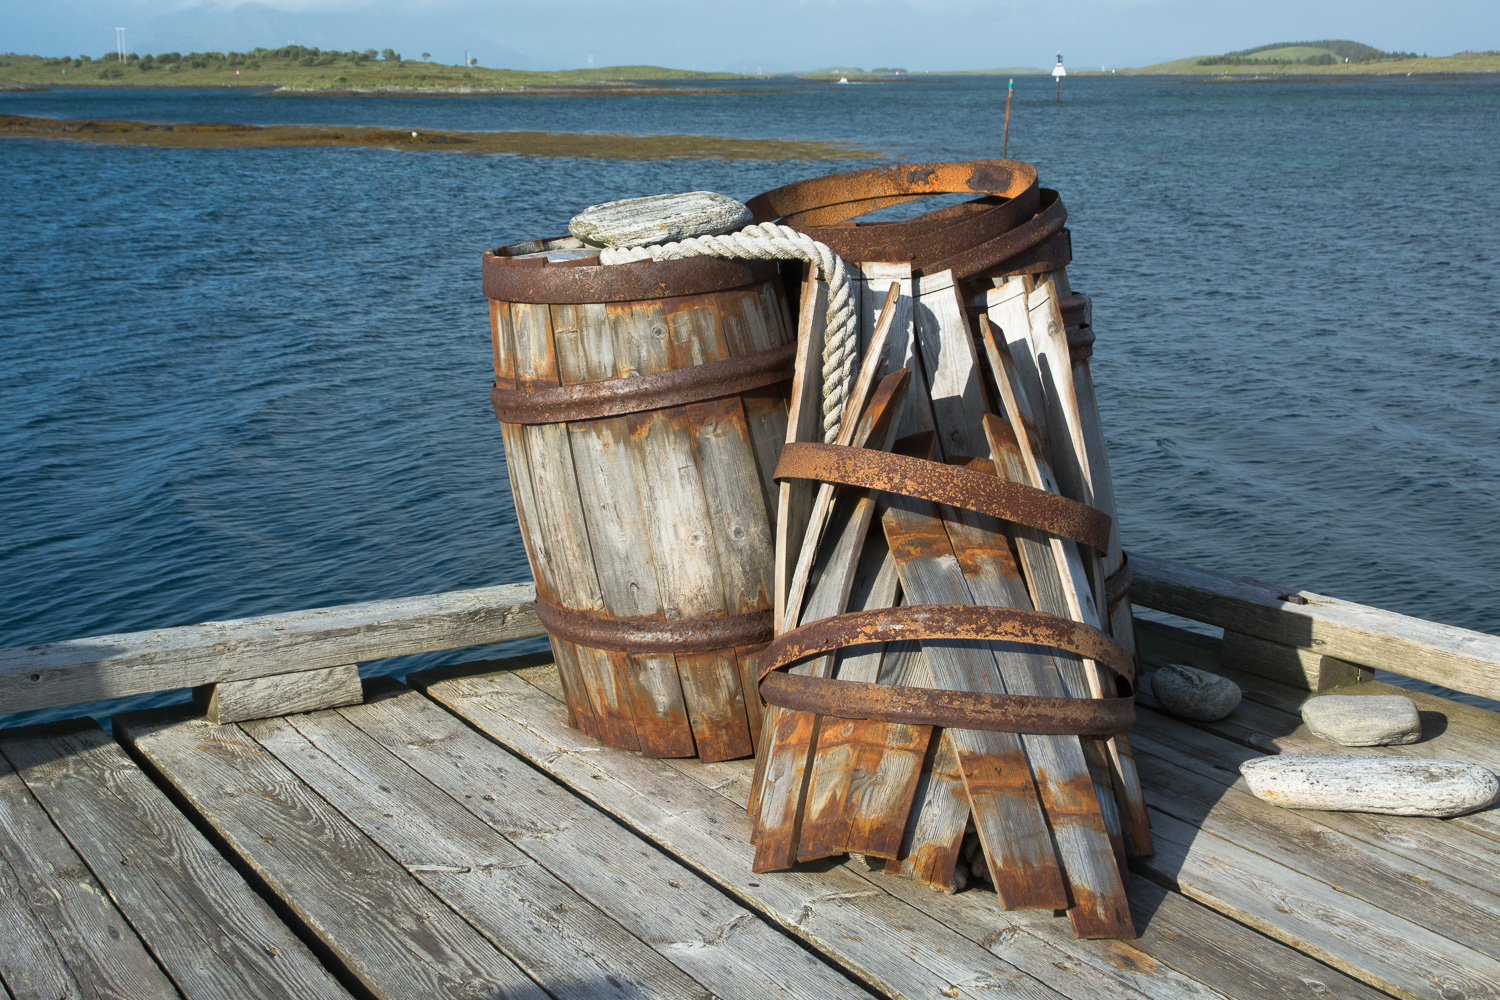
[
  {"x1": 570, "y1": 191, "x2": 753, "y2": 248},
  {"x1": 1240, "y1": 754, "x2": 1500, "y2": 817},
  {"x1": 1149, "y1": 663, "x2": 1241, "y2": 721},
  {"x1": 1301, "y1": 693, "x2": 1421, "y2": 746}
]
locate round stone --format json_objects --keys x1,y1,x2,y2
[
  {"x1": 1301, "y1": 694, "x2": 1422, "y2": 746},
  {"x1": 1149, "y1": 663, "x2": 1242, "y2": 721},
  {"x1": 569, "y1": 191, "x2": 752, "y2": 248},
  {"x1": 1240, "y1": 754, "x2": 1500, "y2": 817}
]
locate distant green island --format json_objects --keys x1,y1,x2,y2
[
  {"x1": 0, "y1": 47, "x2": 747, "y2": 94},
  {"x1": 1, "y1": 40, "x2": 1496, "y2": 95},
  {"x1": 1129, "y1": 39, "x2": 1500, "y2": 75}
]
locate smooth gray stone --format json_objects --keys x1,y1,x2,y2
[
  {"x1": 1149, "y1": 663, "x2": 1242, "y2": 721},
  {"x1": 1302, "y1": 694, "x2": 1422, "y2": 746},
  {"x1": 1241, "y1": 754, "x2": 1500, "y2": 817},
  {"x1": 570, "y1": 191, "x2": 752, "y2": 248}
]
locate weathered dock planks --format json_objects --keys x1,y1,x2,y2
[
  {"x1": 0, "y1": 720, "x2": 352, "y2": 1000},
  {"x1": 422, "y1": 657, "x2": 1405, "y2": 1000},
  {"x1": 116, "y1": 676, "x2": 874, "y2": 1000}
]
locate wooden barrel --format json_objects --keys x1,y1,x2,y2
[{"x1": 484, "y1": 236, "x2": 795, "y2": 761}]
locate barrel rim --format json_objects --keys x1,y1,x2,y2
[{"x1": 484, "y1": 237, "x2": 780, "y2": 304}]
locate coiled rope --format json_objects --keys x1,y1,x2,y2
[{"x1": 598, "y1": 223, "x2": 856, "y2": 443}]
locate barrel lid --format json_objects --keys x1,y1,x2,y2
[{"x1": 484, "y1": 236, "x2": 778, "y2": 304}]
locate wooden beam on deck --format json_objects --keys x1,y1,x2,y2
[{"x1": 0, "y1": 582, "x2": 541, "y2": 716}]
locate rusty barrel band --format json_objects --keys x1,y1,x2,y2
[
  {"x1": 746, "y1": 161, "x2": 1070, "y2": 279},
  {"x1": 534, "y1": 594, "x2": 773, "y2": 654},
  {"x1": 1104, "y1": 553, "x2": 1134, "y2": 610},
  {"x1": 492, "y1": 342, "x2": 796, "y2": 425},
  {"x1": 757, "y1": 604, "x2": 1134, "y2": 735},
  {"x1": 760, "y1": 673, "x2": 1135, "y2": 737},
  {"x1": 483, "y1": 250, "x2": 778, "y2": 305},
  {"x1": 773, "y1": 441, "x2": 1111, "y2": 552},
  {"x1": 758, "y1": 604, "x2": 1134, "y2": 685}
]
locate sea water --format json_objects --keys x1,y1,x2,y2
[{"x1": 2, "y1": 75, "x2": 1497, "y2": 722}]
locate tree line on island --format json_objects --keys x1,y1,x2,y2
[
  {"x1": 24, "y1": 45, "x2": 479, "y2": 81},
  {"x1": 1198, "y1": 40, "x2": 1423, "y2": 66}
]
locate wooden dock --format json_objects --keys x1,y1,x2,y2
[{"x1": 1, "y1": 557, "x2": 1497, "y2": 1000}]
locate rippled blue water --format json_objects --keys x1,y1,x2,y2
[{"x1": 2, "y1": 76, "x2": 1497, "y2": 722}]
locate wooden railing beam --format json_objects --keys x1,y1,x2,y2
[
  {"x1": 1130, "y1": 554, "x2": 1500, "y2": 703},
  {"x1": 0, "y1": 583, "x2": 542, "y2": 717}
]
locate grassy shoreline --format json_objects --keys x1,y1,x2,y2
[
  {"x1": 0, "y1": 112, "x2": 880, "y2": 160},
  {"x1": 0, "y1": 51, "x2": 756, "y2": 93},
  {"x1": 1128, "y1": 52, "x2": 1500, "y2": 76}
]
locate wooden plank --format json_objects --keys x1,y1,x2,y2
[
  {"x1": 912, "y1": 269, "x2": 992, "y2": 457},
  {"x1": 886, "y1": 727, "x2": 970, "y2": 888},
  {"x1": 194, "y1": 662, "x2": 361, "y2": 724},
  {"x1": 858, "y1": 263, "x2": 931, "y2": 442},
  {"x1": 413, "y1": 663, "x2": 1071, "y2": 1000},
  {"x1": 1131, "y1": 735, "x2": 1500, "y2": 959},
  {"x1": 753, "y1": 369, "x2": 910, "y2": 867},
  {"x1": 809, "y1": 537, "x2": 932, "y2": 861},
  {"x1": 566, "y1": 412, "x2": 693, "y2": 754},
  {"x1": 901, "y1": 279, "x2": 1129, "y2": 933},
  {"x1": 781, "y1": 282, "x2": 901, "y2": 628},
  {"x1": 1221, "y1": 630, "x2": 1375, "y2": 690},
  {"x1": 246, "y1": 709, "x2": 718, "y2": 1000},
  {"x1": 1129, "y1": 553, "x2": 1500, "y2": 704},
  {"x1": 986, "y1": 290, "x2": 1153, "y2": 856},
  {"x1": 880, "y1": 497, "x2": 1070, "y2": 912},
  {"x1": 0, "y1": 583, "x2": 542, "y2": 718},
  {"x1": 1138, "y1": 807, "x2": 1500, "y2": 1000},
  {"x1": 776, "y1": 270, "x2": 829, "y2": 634},
  {"x1": 662, "y1": 696, "x2": 1395, "y2": 1000},
  {"x1": 0, "y1": 846, "x2": 85, "y2": 1000},
  {"x1": 0, "y1": 720, "x2": 350, "y2": 1000},
  {"x1": 340, "y1": 681, "x2": 875, "y2": 1000},
  {"x1": 117, "y1": 708, "x2": 551, "y2": 1000},
  {"x1": 0, "y1": 751, "x2": 178, "y2": 1000},
  {"x1": 774, "y1": 269, "x2": 834, "y2": 632},
  {"x1": 1128, "y1": 700, "x2": 1500, "y2": 901}
]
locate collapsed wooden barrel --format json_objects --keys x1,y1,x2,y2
[{"x1": 484, "y1": 236, "x2": 794, "y2": 761}]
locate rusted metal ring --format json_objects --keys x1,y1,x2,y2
[
  {"x1": 748, "y1": 161, "x2": 1038, "y2": 226},
  {"x1": 759, "y1": 604, "x2": 1134, "y2": 685},
  {"x1": 918, "y1": 189, "x2": 1067, "y2": 280},
  {"x1": 1105, "y1": 554, "x2": 1133, "y2": 610},
  {"x1": 1067, "y1": 325, "x2": 1096, "y2": 365},
  {"x1": 774, "y1": 442, "x2": 1111, "y2": 552},
  {"x1": 535, "y1": 594, "x2": 773, "y2": 654},
  {"x1": 747, "y1": 161, "x2": 1071, "y2": 279},
  {"x1": 760, "y1": 672, "x2": 1134, "y2": 736},
  {"x1": 1059, "y1": 292, "x2": 1089, "y2": 328},
  {"x1": 493, "y1": 343, "x2": 795, "y2": 425},
  {"x1": 484, "y1": 248, "x2": 778, "y2": 304}
]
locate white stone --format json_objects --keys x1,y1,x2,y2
[
  {"x1": 1240, "y1": 754, "x2": 1500, "y2": 817},
  {"x1": 569, "y1": 191, "x2": 752, "y2": 248},
  {"x1": 1148, "y1": 663, "x2": 1242, "y2": 721},
  {"x1": 1301, "y1": 694, "x2": 1422, "y2": 746}
]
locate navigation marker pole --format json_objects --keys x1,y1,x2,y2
[
  {"x1": 1053, "y1": 51, "x2": 1065, "y2": 103},
  {"x1": 116, "y1": 28, "x2": 126, "y2": 63},
  {"x1": 1002, "y1": 78, "x2": 1013, "y2": 157}
]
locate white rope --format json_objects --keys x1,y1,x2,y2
[{"x1": 598, "y1": 223, "x2": 857, "y2": 443}]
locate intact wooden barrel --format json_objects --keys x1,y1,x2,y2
[{"x1": 484, "y1": 236, "x2": 795, "y2": 761}]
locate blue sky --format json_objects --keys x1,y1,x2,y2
[{"x1": 9, "y1": 0, "x2": 1498, "y2": 71}]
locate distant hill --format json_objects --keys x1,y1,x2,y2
[
  {"x1": 0, "y1": 47, "x2": 740, "y2": 92},
  {"x1": 1199, "y1": 39, "x2": 1417, "y2": 66},
  {"x1": 1133, "y1": 41, "x2": 1500, "y2": 75}
]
